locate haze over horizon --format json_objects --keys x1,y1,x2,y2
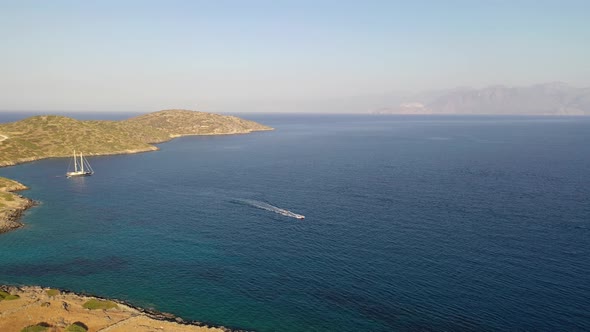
[{"x1": 1, "y1": 0, "x2": 589, "y2": 113}]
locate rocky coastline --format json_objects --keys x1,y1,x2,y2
[
  {"x1": 0, "y1": 179, "x2": 37, "y2": 234},
  {"x1": 0, "y1": 197, "x2": 36, "y2": 234},
  {"x1": 0, "y1": 285, "x2": 243, "y2": 332}
]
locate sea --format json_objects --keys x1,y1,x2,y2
[{"x1": 0, "y1": 113, "x2": 589, "y2": 331}]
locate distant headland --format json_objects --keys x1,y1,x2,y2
[{"x1": 0, "y1": 109, "x2": 273, "y2": 234}]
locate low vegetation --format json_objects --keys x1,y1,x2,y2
[
  {"x1": 0, "y1": 115, "x2": 155, "y2": 166},
  {"x1": 0, "y1": 290, "x2": 19, "y2": 300},
  {"x1": 20, "y1": 323, "x2": 50, "y2": 332},
  {"x1": 46, "y1": 289, "x2": 59, "y2": 297},
  {"x1": 1, "y1": 192, "x2": 14, "y2": 201},
  {"x1": 125, "y1": 109, "x2": 272, "y2": 139},
  {"x1": 82, "y1": 299, "x2": 118, "y2": 310},
  {"x1": 65, "y1": 322, "x2": 88, "y2": 332},
  {"x1": 0, "y1": 177, "x2": 27, "y2": 191}
]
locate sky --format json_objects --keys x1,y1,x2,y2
[{"x1": 0, "y1": 0, "x2": 589, "y2": 112}]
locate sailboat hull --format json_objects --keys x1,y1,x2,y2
[{"x1": 66, "y1": 171, "x2": 93, "y2": 178}]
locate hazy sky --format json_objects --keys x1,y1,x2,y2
[{"x1": 1, "y1": 0, "x2": 589, "y2": 112}]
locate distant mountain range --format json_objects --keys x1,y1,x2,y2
[{"x1": 373, "y1": 83, "x2": 590, "y2": 115}]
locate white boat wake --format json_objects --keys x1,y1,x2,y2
[{"x1": 236, "y1": 199, "x2": 305, "y2": 219}]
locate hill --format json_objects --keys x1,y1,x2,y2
[
  {"x1": 125, "y1": 109, "x2": 272, "y2": 141},
  {"x1": 0, "y1": 109, "x2": 272, "y2": 167},
  {"x1": 373, "y1": 83, "x2": 590, "y2": 115},
  {"x1": 0, "y1": 115, "x2": 157, "y2": 167}
]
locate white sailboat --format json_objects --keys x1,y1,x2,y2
[{"x1": 66, "y1": 150, "x2": 94, "y2": 178}]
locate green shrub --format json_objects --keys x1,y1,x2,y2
[
  {"x1": 0, "y1": 290, "x2": 9, "y2": 298},
  {"x1": 82, "y1": 299, "x2": 118, "y2": 310},
  {"x1": 20, "y1": 323, "x2": 50, "y2": 332},
  {"x1": 65, "y1": 322, "x2": 88, "y2": 332},
  {"x1": 4, "y1": 294, "x2": 20, "y2": 300},
  {"x1": 46, "y1": 289, "x2": 59, "y2": 297}
]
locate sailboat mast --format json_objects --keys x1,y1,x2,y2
[
  {"x1": 73, "y1": 150, "x2": 78, "y2": 172},
  {"x1": 80, "y1": 152, "x2": 84, "y2": 173}
]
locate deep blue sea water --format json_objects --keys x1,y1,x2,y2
[{"x1": 1, "y1": 114, "x2": 589, "y2": 331}]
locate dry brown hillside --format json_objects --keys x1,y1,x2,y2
[
  {"x1": 0, "y1": 109, "x2": 272, "y2": 167},
  {"x1": 124, "y1": 109, "x2": 273, "y2": 140},
  {"x1": 0, "y1": 285, "x2": 226, "y2": 332}
]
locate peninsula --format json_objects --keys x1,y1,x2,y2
[
  {"x1": 0, "y1": 109, "x2": 273, "y2": 233},
  {"x1": 0, "y1": 109, "x2": 272, "y2": 167}
]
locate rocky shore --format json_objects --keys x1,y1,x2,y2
[
  {"x1": 0, "y1": 177, "x2": 36, "y2": 234},
  {"x1": 0, "y1": 285, "x2": 234, "y2": 332},
  {"x1": 0, "y1": 198, "x2": 36, "y2": 234}
]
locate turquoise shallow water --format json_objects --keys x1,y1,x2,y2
[{"x1": 1, "y1": 114, "x2": 589, "y2": 331}]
